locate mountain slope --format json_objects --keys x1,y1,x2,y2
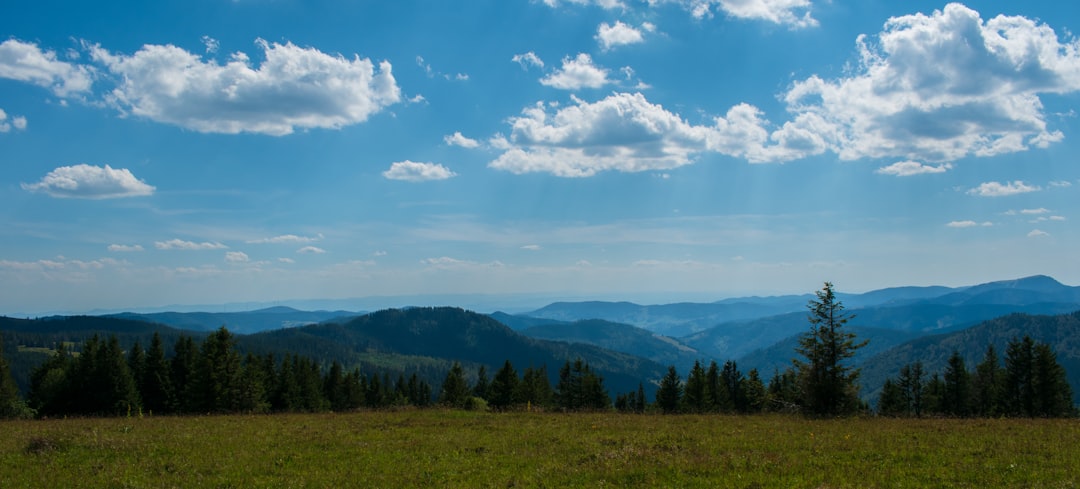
[
  {"x1": 520, "y1": 319, "x2": 701, "y2": 371},
  {"x1": 242, "y1": 307, "x2": 668, "y2": 397},
  {"x1": 859, "y1": 310, "x2": 1080, "y2": 403},
  {"x1": 107, "y1": 307, "x2": 360, "y2": 334}
]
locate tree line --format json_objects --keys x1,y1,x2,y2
[
  {"x1": 878, "y1": 336, "x2": 1074, "y2": 418},
  {"x1": 1, "y1": 282, "x2": 1075, "y2": 419}
]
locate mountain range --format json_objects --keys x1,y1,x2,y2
[{"x1": 3, "y1": 275, "x2": 1079, "y2": 404}]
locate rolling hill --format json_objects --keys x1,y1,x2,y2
[{"x1": 519, "y1": 319, "x2": 701, "y2": 372}]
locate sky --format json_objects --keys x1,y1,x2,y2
[{"x1": 2, "y1": 0, "x2": 1080, "y2": 315}]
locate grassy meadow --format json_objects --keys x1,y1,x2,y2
[{"x1": 2, "y1": 411, "x2": 1078, "y2": 488}]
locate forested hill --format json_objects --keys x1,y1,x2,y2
[
  {"x1": 859, "y1": 310, "x2": 1080, "y2": 402},
  {"x1": 520, "y1": 319, "x2": 701, "y2": 372},
  {"x1": 241, "y1": 307, "x2": 668, "y2": 397}
]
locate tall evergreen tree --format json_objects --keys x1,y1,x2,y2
[
  {"x1": 742, "y1": 369, "x2": 767, "y2": 413},
  {"x1": 193, "y1": 327, "x2": 242, "y2": 412},
  {"x1": 655, "y1": 365, "x2": 683, "y2": 414},
  {"x1": 519, "y1": 365, "x2": 553, "y2": 409},
  {"x1": 0, "y1": 336, "x2": 33, "y2": 419},
  {"x1": 877, "y1": 378, "x2": 907, "y2": 417},
  {"x1": 793, "y1": 282, "x2": 866, "y2": 416},
  {"x1": 473, "y1": 365, "x2": 490, "y2": 401},
  {"x1": 942, "y1": 350, "x2": 970, "y2": 417},
  {"x1": 1004, "y1": 336, "x2": 1037, "y2": 417},
  {"x1": 29, "y1": 342, "x2": 73, "y2": 416},
  {"x1": 489, "y1": 360, "x2": 519, "y2": 410},
  {"x1": 704, "y1": 360, "x2": 727, "y2": 412},
  {"x1": 1032, "y1": 342, "x2": 1073, "y2": 417},
  {"x1": 898, "y1": 362, "x2": 925, "y2": 417},
  {"x1": 141, "y1": 332, "x2": 173, "y2": 415},
  {"x1": 439, "y1": 362, "x2": 471, "y2": 408},
  {"x1": 683, "y1": 360, "x2": 707, "y2": 413},
  {"x1": 170, "y1": 335, "x2": 198, "y2": 412},
  {"x1": 971, "y1": 345, "x2": 1004, "y2": 417},
  {"x1": 721, "y1": 360, "x2": 744, "y2": 413}
]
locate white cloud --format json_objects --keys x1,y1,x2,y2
[
  {"x1": 512, "y1": 52, "x2": 545, "y2": 70},
  {"x1": 246, "y1": 234, "x2": 322, "y2": 244},
  {"x1": 296, "y1": 246, "x2": 326, "y2": 254},
  {"x1": 542, "y1": 0, "x2": 624, "y2": 9},
  {"x1": 444, "y1": 131, "x2": 480, "y2": 148},
  {"x1": 596, "y1": 21, "x2": 647, "y2": 51},
  {"x1": 155, "y1": 239, "x2": 228, "y2": 250},
  {"x1": 277, "y1": 257, "x2": 295, "y2": 264},
  {"x1": 0, "y1": 108, "x2": 28, "y2": 133},
  {"x1": 200, "y1": 36, "x2": 219, "y2": 54},
  {"x1": 373, "y1": 250, "x2": 388, "y2": 257},
  {"x1": 540, "y1": 53, "x2": 612, "y2": 90},
  {"x1": 521, "y1": 244, "x2": 542, "y2": 251},
  {"x1": 1028, "y1": 229, "x2": 1050, "y2": 238},
  {"x1": 875, "y1": 161, "x2": 951, "y2": 177},
  {"x1": 489, "y1": 92, "x2": 792, "y2": 176},
  {"x1": 108, "y1": 244, "x2": 144, "y2": 252},
  {"x1": 779, "y1": 4, "x2": 1080, "y2": 163},
  {"x1": 946, "y1": 220, "x2": 992, "y2": 228},
  {"x1": 382, "y1": 160, "x2": 457, "y2": 182},
  {"x1": 1049, "y1": 180, "x2": 1073, "y2": 188},
  {"x1": 225, "y1": 251, "x2": 250, "y2": 263},
  {"x1": 967, "y1": 181, "x2": 1041, "y2": 197},
  {"x1": 1020, "y1": 208, "x2": 1050, "y2": 215},
  {"x1": 89, "y1": 39, "x2": 401, "y2": 135},
  {"x1": 0, "y1": 39, "x2": 94, "y2": 96},
  {"x1": 21, "y1": 164, "x2": 155, "y2": 199}
]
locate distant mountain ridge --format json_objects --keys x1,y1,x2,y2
[{"x1": 106, "y1": 307, "x2": 362, "y2": 334}]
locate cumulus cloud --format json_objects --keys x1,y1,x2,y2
[
  {"x1": 1049, "y1": 180, "x2": 1073, "y2": 188},
  {"x1": 278, "y1": 257, "x2": 295, "y2": 264},
  {"x1": 512, "y1": 52, "x2": 545, "y2": 70},
  {"x1": 541, "y1": 0, "x2": 624, "y2": 9},
  {"x1": 875, "y1": 161, "x2": 952, "y2": 176},
  {"x1": 246, "y1": 234, "x2": 322, "y2": 244},
  {"x1": 540, "y1": 54, "x2": 612, "y2": 90},
  {"x1": 967, "y1": 181, "x2": 1041, "y2": 197},
  {"x1": 0, "y1": 39, "x2": 94, "y2": 96},
  {"x1": 0, "y1": 108, "x2": 28, "y2": 132},
  {"x1": 382, "y1": 160, "x2": 457, "y2": 182},
  {"x1": 297, "y1": 246, "x2": 326, "y2": 254},
  {"x1": 946, "y1": 220, "x2": 991, "y2": 228},
  {"x1": 546, "y1": 0, "x2": 813, "y2": 28},
  {"x1": 155, "y1": 239, "x2": 228, "y2": 250},
  {"x1": 21, "y1": 164, "x2": 155, "y2": 199},
  {"x1": 108, "y1": 244, "x2": 144, "y2": 252},
  {"x1": 225, "y1": 251, "x2": 250, "y2": 263},
  {"x1": 1028, "y1": 229, "x2": 1050, "y2": 237},
  {"x1": 521, "y1": 244, "x2": 542, "y2": 251},
  {"x1": 88, "y1": 39, "x2": 401, "y2": 135},
  {"x1": 780, "y1": 4, "x2": 1080, "y2": 163},
  {"x1": 444, "y1": 131, "x2": 480, "y2": 148},
  {"x1": 596, "y1": 21, "x2": 649, "y2": 51},
  {"x1": 489, "y1": 92, "x2": 796, "y2": 176}
]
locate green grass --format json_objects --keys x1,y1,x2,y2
[{"x1": 2, "y1": 411, "x2": 1078, "y2": 488}]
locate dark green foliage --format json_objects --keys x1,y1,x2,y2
[
  {"x1": 942, "y1": 350, "x2": 970, "y2": 417},
  {"x1": 0, "y1": 336, "x2": 33, "y2": 419},
  {"x1": 488, "y1": 360, "x2": 519, "y2": 410},
  {"x1": 877, "y1": 379, "x2": 906, "y2": 417},
  {"x1": 170, "y1": 335, "x2": 198, "y2": 412},
  {"x1": 655, "y1": 366, "x2": 682, "y2": 414},
  {"x1": 794, "y1": 282, "x2": 867, "y2": 416},
  {"x1": 518, "y1": 365, "x2": 553, "y2": 408},
  {"x1": 682, "y1": 360, "x2": 707, "y2": 412},
  {"x1": 192, "y1": 327, "x2": 243, "y2": 413},
  {"x1": 140, "y1": 333, "x2": 173, "y2": 415},
  {"x1": 1033, "y1": 343, "x2": 1073, "y2": 417},
  {"x1": 555, "y1": 359, "x2": 610, "y2": 411},
  {"x1": 971, "y1": 345, "x2": 1004, "y2": 416},
  {"x1": 766, "y1": 369, "x2": 800, "y2": 412},
  {"x1": 439, "y1": 362, "x2": 471, "y2": 408},
  {"x1": 473, "y1": 365, "x2": 490, "y2": 400},
  {"x1": 743, "y1": 369, "x2": 767, "y2": 413},
  {"x1": 721, "y1": 360, "x2": 744, "y2": 412}
]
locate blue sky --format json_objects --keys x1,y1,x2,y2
[{"x1": 2, "y1": 0, "x2": 1079, "y2": 314}]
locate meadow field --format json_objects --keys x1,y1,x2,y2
[{"x1": 1, "y1": 410, "x2": 1077, "y2": 488}]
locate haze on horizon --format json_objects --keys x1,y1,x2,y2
[{"x1": 2, "y1": 1, "x2": 1078, "y2": 315}]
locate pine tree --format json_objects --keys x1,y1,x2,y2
[
  {"x1": 473, "y1": 365, "x2": 490, "y2": 401},
  {"x1": 194, "y1": 327, "x2": 242, "y2": 412},
  {"x1": 705, "y1": 360, "x2": 727, "y2": 412},
  {"x1": 170, "y1": 335, "x2": 198, "y2": 412},
  {"x1": 1032, "y1": 342, "x2": 1073, "y2": 417},
  {"x1": 141, "y1": 332, "x2": 174, "y2": 414},
  {"x1": 439, "y1": 362, "x2": 471, "y2": 408},
  {"x1": 721, "y1": 360, "x2": 744, "y2": 413},
  {"x1": 794, "y1": 282, "x2": 866, "y2": 416},
  {"x1": 877, "y1": 378, "x2": 907, "y2": 417},
  {"x1": 971, "y1": 345, "x2": 1004, "y2": 417},
  {"x1": 519, "y1": 365, "x2": 553, "y2": 408},
  {"x1": 489, "y1": 360, "x2": 519, "y2": 410},
  {"x1": 897, "y1": 362, "x2": 925, "y2": 417},
  {"x1": 0, "y1": 335, "x2": 33, "y2": 419},
  {"x1": 682, "y1": 360, "x2": 707, "y2": 413},
  {"x1": 1004, "y1": 336, "x2": 1037, "y2": 416},
  {"x1": 742, "y1": 369, "x2": 767, "y2": 413},
  {"x1": 942, "y1": 350, "x2": 970, "y2": 417},
  {"x1": 655, "y1": 366, "x2": 682, "y2": 414}
]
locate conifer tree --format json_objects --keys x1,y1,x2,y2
[
  {"x1": 473, "y1": 365, "x2": 490, "y2": 401},
  {"x1": 1032, "y1": 342, "x2": 1073, "y2": 417},
  {"x1": 942, "y1": 350, "x2": 970, "y2": 417},
  {"x1": 877, "y1": 378, "x2": 907, "y2": 416},
  {"x1": 682, "y1": 360, "x2": 707, "y2": 413},
  {"x1": 1004, "y1": 336, "x2": 1037, "y2": 416},
  {"x1": 794, "y1": 282, "x2": 866, "y2": 416},
  {"x1": 519, "y1": 365, "x2": 553, "y2": 408},
  {"x1": 655, "y1": 366, "x2": 682, "y2": 414},
  {"x1": 742, "y1": 369, "x2": 767, "y2": 413},
  {"x1": 898, "y1": 362, "x2": 925, "y2": 417},
  {"x1": 489, "y1": 360, "x2": 519, "y2": 410},
  {"x1": 971, "y1": 344, "x2": 1004, "y2": 417},
  {"x1": 439, "y1": 362, "x2": 471, "y2": 408},
  {"x1": 0, "y1": 336, "x2": 33, "y2": 419},
  {"x1": 141, "y1": 332, "x2": 174, "y2": 414}
]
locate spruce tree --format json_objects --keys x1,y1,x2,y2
[
  {"x1": 682, "y1": 360, "x2": 707, "y2": 413},
  {"x1": 141, "y1": 332, "x2": 174, "y2": 415},
  {"x1": 0, "y1": 336, "x2": 33, "y2": 419},
  {"x1": 655, "y1": 366, "x2": 683, "y2": 414},
  {"x1": 794, "y1": 282, "x2": 866, "y2": 416},
  {"x1": 439, "y1": 362, "x2": 471, "y2": 408},
  {"x1": 942, "y1": 350, "x2": 970, "y2": 417},
  {"x1": 1032, "y1": 342, "x2": 1073, "y2": 417},
  {"x1": 489, "y1": 360, "x2": 519, "y2": 410},
  {"x1": 971, "y1": 345, "x2": 1003, "y2": 417}
]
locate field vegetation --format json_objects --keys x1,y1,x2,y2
[{"x1": 2, "y1": 410, "x2": 1078, "y2": 488}]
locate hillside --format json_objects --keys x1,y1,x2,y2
[
  {"x1": 242, "y1": 307, "x2": 668, "y2": 397},
  {"x1": 107, "y1": 307, "x2": 361, "y2": 334},
  {"x1": 859, "y1": 310, "x2": 1080, "y2": 403},
  {"x1": 520, "y1": 319, "x2": 701, "y2": 372}
]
